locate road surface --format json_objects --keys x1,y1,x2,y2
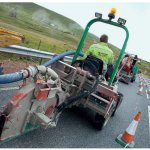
[{"x1": 0, "y1": 79, "x2": 149, "y2": 148}]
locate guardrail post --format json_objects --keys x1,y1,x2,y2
[
  {"x1": 0, "y1": 63, "x2": 4, "y2": 75},
  {"x1": 39, "y1": 58, "x2": 43, "y2": 65}
]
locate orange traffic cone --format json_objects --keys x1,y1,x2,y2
[
  {"x1": 138, "y1": 81, "x2": 144, "y2": 88},
  {"x1": 115, "y1": 112, "x2": 141, "y2": 148},
  {"x1": 138, "y1": 76, "x2": 144, "y2": 86},
  {"x1": 137, "y1": 86, "x2": 144, "y2": 95}
]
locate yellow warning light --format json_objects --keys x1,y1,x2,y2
[{"x1": 110, "y1": 8, "x2": 117, "y2": 15}]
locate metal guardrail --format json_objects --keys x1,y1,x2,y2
[{"x1": 0, "y1": 45, "x2": 73, "y2": 62}]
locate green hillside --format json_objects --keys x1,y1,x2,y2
[
  {"x1": 138, "y1": 60, "x2": 150, "y2": 78},
  {"x1": 0, "y1": 2, "x2": 99, "y2": 52}
]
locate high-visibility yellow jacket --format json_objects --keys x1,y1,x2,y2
[{"x1": 85, "y1": 42, "x2": 114, "y2": 70}]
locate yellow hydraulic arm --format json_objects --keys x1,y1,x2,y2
[{"x1": 0, "y1": 27, "x2": 25, "y2": 47}]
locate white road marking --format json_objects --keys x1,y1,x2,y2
[
  {"x1": 0, "y1": 87, "x2": 19, "y2": 90},
  {"x1": 146, "y1": 90, "x2": 149, "y2": 99},
  {"x1": 124, "y1": 143, "x2": 129, "y2": 148},
  {"x1": 148, "y1": 106, "x2": 150, "y2": 144}
]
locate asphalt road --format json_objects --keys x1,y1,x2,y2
[{"x1": 0, "y1": 79, "x2": 149, "y2": 148}]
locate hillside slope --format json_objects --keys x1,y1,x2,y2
[{"x1": 0, "y1": 2, "x2": 99, "y2": 52}]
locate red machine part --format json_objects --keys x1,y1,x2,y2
[
  {"x1": 45, "y1": 105, "x2": 54, "y2": 117},
  {"x1": 34, "y1": 80, "x2": 50, "y2": 101},
  {"x1": 10, "y1": 92, "x2": 27, "y2": 107},
  {"x1": 119, "y1": 57, "x2": 132, "y2": 75}
]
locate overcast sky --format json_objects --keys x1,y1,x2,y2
[{"x1": 37, "y1": 2, "x2": 150, "y2": 62}]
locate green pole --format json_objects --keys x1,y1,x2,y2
[
  {"x1": 72, "y1": 18, "x2": 99, "y2": 63},
  {"x1": 72, "y1": 17, "x2": 129, "y2": 86},
  {"x1": 108, "y1": 26, "x2": 129, "y2": 86}
]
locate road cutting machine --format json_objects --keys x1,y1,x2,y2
[{"x1": 0, "y1": 8, "x2": 129, "y2": 144}]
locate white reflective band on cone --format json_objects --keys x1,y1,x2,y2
[
  {"x1": 146, "y1": 90, "x2": 149, "y2": 99},
  {"x1": 126, "y1": 120, "x2": 138, "y2": 135},
  {"x1": 139, "y1": 87, "x2": 144, "y2": 92}
]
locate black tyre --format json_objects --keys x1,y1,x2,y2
[
  {"x1": 111, "y1": 92, "x2": 123, "y2": 117},
  {"x1": 93, "y1": 113, "x2": 105, "y2": 130},
  {"x1": 131, "y1": 79, "x2": 134, "y2": 83},
  {"x1": 131, "y1": 77, "x2": 135, "y2": 83}
]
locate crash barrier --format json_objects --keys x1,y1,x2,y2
[
  {"x1": 0, "y1": 45, "x2": 74, "y2": 62},
  {"x1": 115, "y1": 112, "x2": 141, "y2": 148},
  {"x1": 137, "y1": 73, "x2": 150, "y2": 99}
]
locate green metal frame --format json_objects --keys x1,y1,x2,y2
[
  {"x1": 72, "y1": 17, "x2": 129, "y2": 86},
  {"x1": 132, "y1": 64, "x2": 139, "y2": 79},
  {"x1": 0, "y1": 123, "x2": 39, "y2": 145}
]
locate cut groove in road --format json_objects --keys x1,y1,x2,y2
[{"x1": 148, "y1": 106, "x2": 150, "y2": 145}]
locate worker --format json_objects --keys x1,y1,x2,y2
[
  {"x1": 130, "y1": 55, "x2": 138, "y2": 74},
  {"x1": 85, "y1": 34, "x2": 114, "y2": 74},
  {"x1": 120, "y1": 55, "x2": 133, "y2": 75},
  {"x1": 132, "y1": 55, "x2": 138, "y2": 67}
]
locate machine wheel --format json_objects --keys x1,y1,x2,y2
[
  {"x1": 131, "y1": 77, "x2": 135, "y2": 83},
  {"x1": 126, "y1": 78, "x2": 130, "y2": 84},
  {"x1": 93, "y1": 113, "x2": 106, "y2": 130},
  {"x1": 111, "y1": 92, "x2": 123, "y2": 117}
]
